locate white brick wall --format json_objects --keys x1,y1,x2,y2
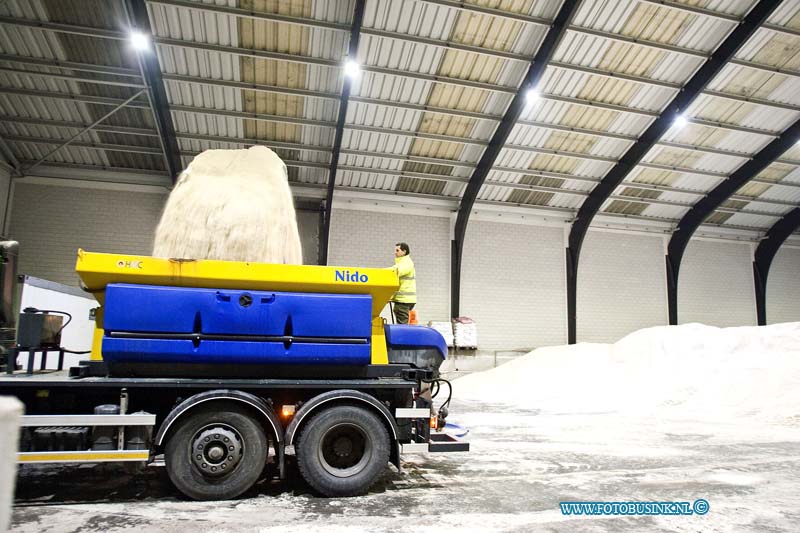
[
  {"x1": 296, "y1": 210, "x2": 320, "y2": 265},
  {"x1": 328, "y1": 208, "x2": 451, "y2": 324},
  {"x1": 678, "y1": 239, "x2": 756, "y2": 326},
  {"x1": 577, "y1": 230, "x2": 667, "y2": 343},
  {"x1": 8, "y1": 180, "x2": 324, "y2": 286},
  {"x1": 8, "y1": 177, "x2": 798, "y2": 348},
  {"x1": 461, "y1": 220, "x2": 566, "y2": 350},
  {"x1": 766, "y1": 246, "x2": 800, "y2": 324},
  {"x1": 8, "y1": 182, "x2": 166, "y2": 287}
]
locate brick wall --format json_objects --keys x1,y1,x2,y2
[
  {"x1": 328, "y1": 208, "x2": 451, "y2": 324},
  {"x1": 461, "y1": 220, "x2": 566, "y2": 350},
  {"x1": 8, "y1": 182, "x2": 166, "y2": 287},
  {"x1": 8, "y1": 181, "x2": 325, "y2": 286},
  {"x1": 577, "y1": 230, "x2": 667, "y2": 343},
  {"x1": 678, "y1": 239, "x2": 756, "y2": 326},
  {"x1": 7, "y1": 178, "x2": 799, "y2": 348}
]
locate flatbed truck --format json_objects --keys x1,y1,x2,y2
[{"x1": 0, "y1": 250, "x2": 467, "y2": 500}]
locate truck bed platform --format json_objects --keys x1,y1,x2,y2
[{"x1": 0, "y1": 371, "x2": 418, "y2": 390}]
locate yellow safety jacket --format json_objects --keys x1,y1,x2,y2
[{"x1": 392, "y1": 255, "x2": 416, "y2": 303}]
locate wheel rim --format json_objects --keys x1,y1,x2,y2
[
  {"x1": 318, "y1": 423, "x2": 373, "y2": 478},
  {"x1": 189, "y1": 424, "x2": 244, "y2": 477}
]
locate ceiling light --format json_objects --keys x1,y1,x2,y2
[
  {"x1": 674, "y1": 114, "x2": 688, "y2": 129},
  {"x1": 344, "y1": 59, "x2": 361, "y2": 78},
  {"x1": 130, "y1": 31, "x2": 150, "y2": 51},
  {"x1": 525, "y1": 88, "x2": 540, "y2": 103}
]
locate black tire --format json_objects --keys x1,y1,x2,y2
[
  {"x1": 164, "y1": 403, "x2": 267, "y2": 500},
  {"x1": 296, "y1": 405, "x2": 390, "y2": 497}
]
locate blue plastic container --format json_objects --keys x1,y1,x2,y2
[
  {"x1": 384, "y1": 325, "x2": 448, "y2": 359},
  {"x1": 104, "y1": 284, "x2": 372, "y2": 338},
  {"x1": 102, "y1": 284, "x2": 373, "y2": 370}
]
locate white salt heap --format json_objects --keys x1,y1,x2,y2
[
  {"x1": 454, "y1": 322, "x2": 800, "y2": 423},
  {"x1": 153, "y1": 145, "x2": 303, "y2": 264}
]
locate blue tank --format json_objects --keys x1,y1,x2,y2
[{"x1": 102, "y1": 284, "x2": 373, "y2": 376}]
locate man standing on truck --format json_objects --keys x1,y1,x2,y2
[{"x1": 390, "y1": 242, "x2": 416, "y2": 324}]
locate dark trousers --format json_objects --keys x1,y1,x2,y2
[{"x1": 392, "y1": 302, "x2": 415, "y2": 324}]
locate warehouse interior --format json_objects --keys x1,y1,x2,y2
[{"x1": 1, "y1": 0, "x2": 800, "y2": 530}]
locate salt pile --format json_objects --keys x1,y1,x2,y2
[{"x1": 453, "y1": 322, "x2": 800, "y2": 423}]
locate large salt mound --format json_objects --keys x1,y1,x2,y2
[{"x1": 453, "y1": 322, "x2": 800, "y2": 422}]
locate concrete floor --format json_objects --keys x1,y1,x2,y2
[{"x1": 9, "y1": 398, "x2": 800, "y2": 532}]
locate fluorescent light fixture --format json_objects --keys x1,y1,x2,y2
[
  {"x1": 130, "y1": 31, "x2": 150, "y2": 51},
  {"x1": 525, "y1": 88, "x2": 540, "y2": 103},
  {"x1": 344, "y1": 59, "x2": 361, "y2": 78},
  {"x1": 674, "y1": 114, "x2": 688, "y2": 129}
]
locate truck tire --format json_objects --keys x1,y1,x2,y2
[
  {"x1": 164, "y1": 404, "x2": 267, "y2": 500},
  {"x1": 296, "y1": 405, "x2": 390, "y2": 497}
]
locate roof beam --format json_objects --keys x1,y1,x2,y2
[
  {"x1": 636, "y1": 0, "x2": 740, "y2": 23},
  {"x1": 5, "y1": 135, "x2": 163, "y2": 155},
  {"x1": 110, "y1": 63, "x2": 800, "y2": 144},
  {"x1": 321, "y1": 0, "x2": 365, "y2": 266},
  {"x1": 567, "y1": 0, "x2": 781, "y2": 343},
  {"x1": 451, "y1": 0, "x2": 580, "y2": 318},
  {"x1": 667, "y1": 115, "x2": 800, "y2": 324},
  {"x1": 0, "y1": 116, "x2": 158, "y2": 137},
  {"x1": 400, "y1": 0, "x2": 552, "y2": 27},
  {"x1": 638, "y1": 0, "x2": 800, "y2": 40},
  {"x1": 6, "y1": 14, "x2": 800, "y2": 117},
  {"x1": 0, "y1": 54, "x2": 142, "y2": 78},
  {"x1": 0, "y1": 66, "x2": 146, "y2": 88},
  {"x1": 175, "y1": 132, "x2": 331, "y2": 154},
  {"x1": 0, "y1": 16, "x2": 125, "y2": 40},
  {"x1": 144, "y1": 2, "x2": 800, "y2": 115},
  {"x1": 170, "y1": 105, "x2": 486, "y2": 146},
  {"x1": 23, "y1": 88, "x2": 148, "y2": 173},
  {"x1": 164, "y1": 71, "x2": 500, "y2": 121},
  {"x1": 146, "y1": 0, "x2": 349, "y2": 31},
  {"x1": 16, "y1": 160, "x2": 169, "y2": 186},
  {"x1": 0, "y1": 87, "x2": 151, "y2": 108},
  {"x1": 7, "y1": 90, "x2": 799, "y2": 188},
  {"x1": 266, "y1": 155, "x2": 800, "y2": 211},
  {"x1": 125, "y1": 0, "x2": 183, "y2": 183},
  {"x1": 0, "y1": 74, "x2": 782, "y2": 151},
  {"x1": 5, "y1": 10, "x2": 800, "y2": 86},
  {"x1": 599, "y1": 211, "x2": 768, "y2": 234}
]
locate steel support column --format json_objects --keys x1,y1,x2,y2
[
  {"x1": 125, "y1": 0, "x2": 183, "y2": 183},
  {"x1": 566, "y1": 0, "x2": 779, "y2": 343},
  {"x1": 752, "y1": 207, "x2": 800, "y2": 325},
  {"x1": 450, "y1": 1, "x2": 581, "y2": 319},
  {"x1": 667, "y1": 116, "x2": 800, "y2": 325},
  {"x1": 319, "y1": 0, "x2": 365, "y2": 266}
]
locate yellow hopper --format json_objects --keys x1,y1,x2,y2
[{"x1": 75, "y1": 249, "x2": 399, "y2": 364}]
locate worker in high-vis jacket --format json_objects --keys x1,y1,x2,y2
[{"x1": 390, "y1": 242, "x2": 416, "y2": 324}]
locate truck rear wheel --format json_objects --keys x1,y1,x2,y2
[
  {"x1": 165, "y1": 404, "x2": 267, "y2": 500},
  {"x1": 296, "y1": 405, "x2": 390, "y2": 497}
]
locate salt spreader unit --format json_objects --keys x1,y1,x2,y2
[{"x1": 0, "y1": 250, "x2": 467, "y2": 501}]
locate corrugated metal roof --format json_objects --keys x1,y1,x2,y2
[
  {"x1": 505, "y1": 125, "x2": 625, "y2": 160},
  {"x1": 574, "y1": 0, "x2": 736, "y2": 53},
  {"x1": 524, "y1": 97, "x2": 654, "y2": 136},
  {"x1": 0, "y1": 0, "x2": 165, "y2": 172},
  {"x1": 709, "y1": 62, "x2": 800, "y2": 107},
  {"x1": 556, "y1": 32, "x2": 694, "y2": 85},
  {"x1": 542, "y1": 67, "x2": 674, "y2": 112},
  {"x1": 690, "y1": 93, "x2": 800, "y2": 133},
  {"x1": 1, "y1": 0, "x2": 799, "y2": 236}
]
